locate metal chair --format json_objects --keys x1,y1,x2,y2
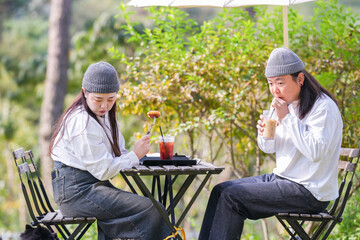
[
  {"x1": 276, "y1": 148, "x2": 360, "y2": 240},
  {"x1": 13, "y1": 147, "x2": 96, "y2": 240}
]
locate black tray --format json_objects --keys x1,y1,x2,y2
[{"x1": 140, "y1": 154, "x2": 197, "y2": 166}]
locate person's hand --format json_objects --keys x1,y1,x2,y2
[
  {"x1": 256, "y1": 114, "x2": 265, "y2": 136},
  {"x1": 272, "y1": 98, "x2": 290, "y2": 121},
  {"x1": 133, "y1": 134, "x2": 151, "y2": 159}
]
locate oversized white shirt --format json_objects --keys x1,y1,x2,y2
[
  {"x1": 257, "y1": 94, "x2": 343, "y2": 201},
  {"x1": 51, "y1": 107, "x2": 139, "y2": 181}
]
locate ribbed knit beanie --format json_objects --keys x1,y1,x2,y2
[
  {"x1": 265, "y1": 48, "x2": 305, "y2": 78},
  {"x1": 82, "y1": 61, "x2": 120, "y2": 93}
]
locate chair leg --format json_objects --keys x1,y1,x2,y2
[
  {"x1": 320, "y1": 220, "x2": 339, "y2": 240},
  {"x1": 67, "y1": 223, "x2": 87, "y2": 240},
  {"x1": 75, "y1": 223, "x2": 94, "y2": 240},
  {"x1": 53, "y1": 224, "x2": 71, "y2": 239},
  {"x1": 309, "y1": 220, "x2": 330, "y2": 239},
  {"x1": 43, "y1": 222, "x2": 93, "y2": 240},
  {"x1": 286, "y1": 219, "x2": 311, "y2": 240},
  {"x1": 276, "y1": 216, "x2": 299, "y2": 240}
]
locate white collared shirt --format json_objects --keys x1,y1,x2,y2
[
  {"x1": 51, "y1": 107, "x2": 139, "y2": 181},
  {"x1": 257, "y1": 94, "x2": 343, "y2": 201}
]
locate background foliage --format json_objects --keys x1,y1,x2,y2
[
  {"x1": 110, "y1": 1, "x2": 360, "y2": 239},
  {"x1": 0, "y1": 0, "x2": 359, "y2": 239}
]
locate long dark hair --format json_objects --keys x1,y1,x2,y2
[
  {"x1": 291, "y1": 70, "x2": 338, "y2": 119},
  {"x1": 49, "y1": 91, "x2": 121, "y2": 157}
]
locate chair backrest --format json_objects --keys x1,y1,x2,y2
[
  {"x1": 13, "y1": 148, "x2": 55, "y2": 225},
  {"x1": 329, "y1": 148, "x2": 359, "y2": 220}
]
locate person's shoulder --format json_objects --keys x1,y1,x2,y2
[
  {"x1": 69, "y1": 107, "x2": 102, "y2": 127},
  {"x1": 65, "y1": 107, "x2": 104, "y2": 137},
  {"x1": 316, "y1": 94, "x2": 338, "y2": 110},
  {"x1": 314, "y1": 94, "x2": 341, "y2": 121},
  {"x1": 66, "y1": 106, "x2": 88, "y2": 124}
]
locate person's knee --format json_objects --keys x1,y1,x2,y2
[
  {"x1": 220, "y1": 185, "x2": 253, "y2": 219},
  {"x1": 212, "y1": 181, "x2": 232, "y2": 196},
  {"x1": 221, "y1": 184, "x2": 249, "y2": 211},
  {"x1": 149, "y1": 200, "x2": 166, "y2": 218},
  {"x1": 220, "y1": 185, "x2": 237, "y2": 205},
  {"x1": 137, "y1": 195, "x2": 156, "y2": 210}
]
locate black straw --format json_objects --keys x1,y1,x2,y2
[
  {"x1": 159, "y1": 126, "x2": 164, "y2": 139},
  {"x1": 159, "y1": 126, "x2": 168, "y2": 157}
]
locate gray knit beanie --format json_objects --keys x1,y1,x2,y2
[
  {"x1": 82, "y1": 61, "x2": 120, "y2": 93},
  {"x1": 265, "y1": 48, "x2": 305, "y2": 78}
]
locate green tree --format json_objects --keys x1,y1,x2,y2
[{"x1": 0, "y1": 0, "x2": 28, "y2": 39}]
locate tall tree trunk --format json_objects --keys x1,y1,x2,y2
[{"x1": 39, "y1": 0, "x2": 72, "y2": 194}]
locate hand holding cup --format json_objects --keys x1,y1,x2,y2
[{"x1": 258, "y1": 110, "x2": 277, "y2": 140}]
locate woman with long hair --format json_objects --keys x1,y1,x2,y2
[
  {"x1": 50, "y1": 61, "x2": 170, "y2": 240},
  {"x1": 198, "y1": 48, "x2": 343, "y2": 240}
]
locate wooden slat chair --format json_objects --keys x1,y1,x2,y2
[
  {"x1": 13, "y1": 147, "x2": 96, "y2": 240},
  {"x1": 276, "y1": 147, "x2": 360, "y2": 240}
]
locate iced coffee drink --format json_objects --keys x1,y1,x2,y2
[
  {"x1": 263, "y1": 119, "x2": 277, "y2": 139},
  {"x1": 263, "y1": 110, "x2": 277, "y2": 140}
]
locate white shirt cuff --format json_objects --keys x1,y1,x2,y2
[{"x1": 128, "y1": 151, "x2": 140, "y2": 166}]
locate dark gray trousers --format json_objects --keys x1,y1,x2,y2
[
  {"x1": 52, "y1": 161, "x2": 171, "y2": 240},
  {"x1": 198, "y1": 173, "x2": 329, "y2": 240}
]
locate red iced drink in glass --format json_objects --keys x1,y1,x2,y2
[{"x1": 159, "y1": 136, "x2": 175, "y2": 160}]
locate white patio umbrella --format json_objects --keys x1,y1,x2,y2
[{"x1": 127, "y1": 0, "x2": 315, "y2": 48}]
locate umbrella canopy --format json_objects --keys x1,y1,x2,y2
[
  {"x1": 127, "y1": 0, "x2": 314, "y2": 7},
  {"x1": 127, "y1": 0, "x2": 315, "y2": 48}
]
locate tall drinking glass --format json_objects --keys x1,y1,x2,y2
[{"x1": 159, "y1": 136, "x2": 175, "y2": 160}]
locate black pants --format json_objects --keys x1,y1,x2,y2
[{"x1": 198, "y1": 173, "x2": 329, "y2": 240}]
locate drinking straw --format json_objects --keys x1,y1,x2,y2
[
  {"x1": 270, "y1": 108, "x2": 275, "y2": 119},
  {"x1": 159, "y1": 126, "x2": 164, "y2": 140},
  {"x1": 159, "y1": 126, "x2": 168, "y2": 157}
]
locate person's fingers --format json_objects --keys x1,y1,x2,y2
[
  {"x1": 271, "y1": 98, "x2": 277, "y2": 106},
  {"x1": 142, "y1": 134, "x2": 150, "y2": 140},
  {"x1": 134, "y1": 138, "x2": 151, "y2": 159},
  {"x1": 257, "y1": 124, "x2": 264, "y2": 130},
  {"x1": 272, "y1": 97, "x2": 286, "y2": 108},
  {"x1": 257, "y1": 120, "x2": 264, "y2": 134}
]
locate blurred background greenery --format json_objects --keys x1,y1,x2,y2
[{"x1": 0, "y1": 0, "x2": 359, "y2": 239}]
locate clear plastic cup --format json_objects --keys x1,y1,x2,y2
[
  {"x1": 159, "y1": 136, "x2": 175, "y2": 160},
  {"x1": 263, "y1": 110, "x2": 277, "y2": 140}
]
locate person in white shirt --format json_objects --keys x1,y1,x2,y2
[
  {"x1": 198, "y1": 48, "x2": 343, "y2": 240},
  {"x1": 50, "y1": 61, "x2": 170, "y2": 240}
]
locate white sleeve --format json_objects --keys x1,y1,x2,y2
[
  {"x1": 71, "y1": 125, "x2": 139, "y2": 181},
  {"x1": 118, "y1": 130, "x2": 129, "y2": 155},
  {"x1": 281, "y1": 100, "x2": 341, "y2": 162},
  {"x1": 257, "y1": 134, "x2": 276, "y2": 153}
]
